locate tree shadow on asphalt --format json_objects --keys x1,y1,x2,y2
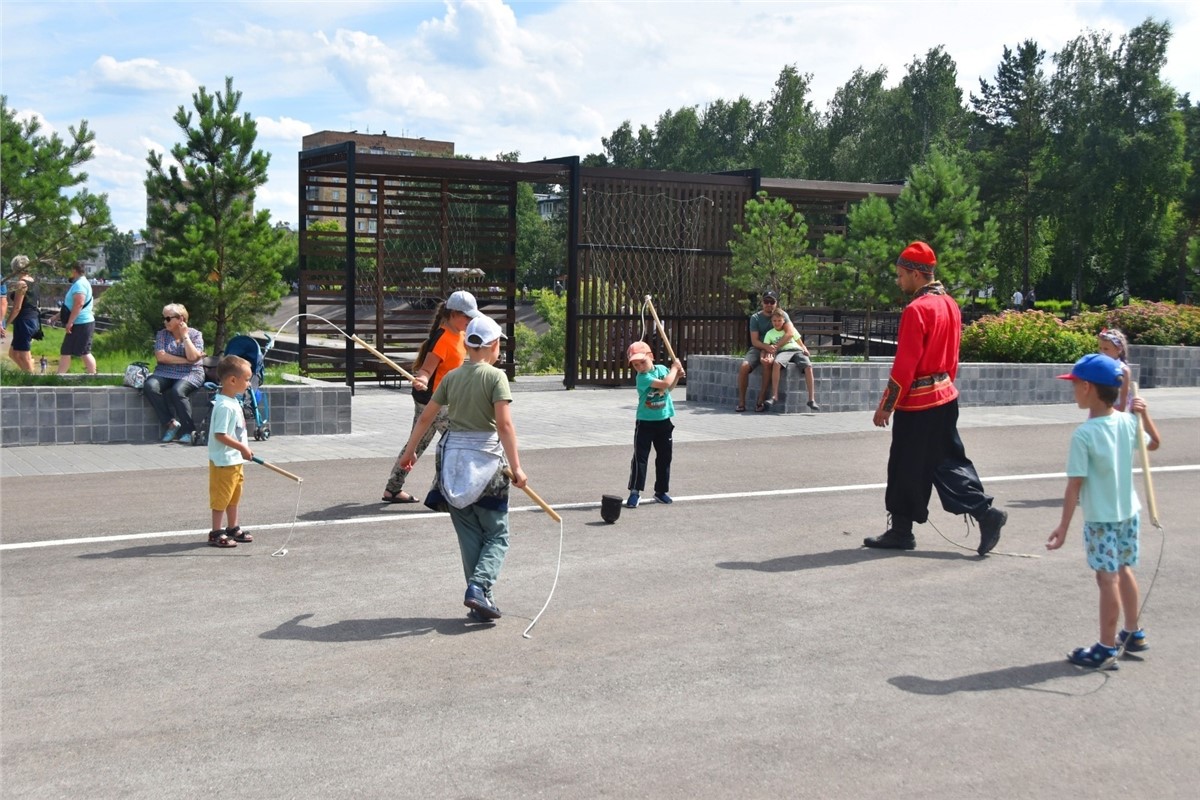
[
  {"x1": 717, "y1": 547, "x2": 966, "y2": 572},
  {"x1": 889, "y1": 660, "x2": 1110, "y2": 696},
  {"x1": 79, "y1": 542, "x2": 213, "y2": 558},
  {"x1": 260, "y1": 612, "x2": 490, "y2": 642}
]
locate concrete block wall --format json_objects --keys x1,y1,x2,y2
[
  {"x1": 1, "y1": 385, "x2": 352, "y2": 447},
  {"x1": 685, "y1": 356, "x2": 1143, "y2": 413},
  {"x1": 1128, "y1": 345, "x2": 1200, "y2": 388}
]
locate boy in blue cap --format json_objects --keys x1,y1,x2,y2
[{"x1": 1047, "y1": 353, "x2": 1162, "y2": 669}]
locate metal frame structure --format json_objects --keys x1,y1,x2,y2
[{"x1": 297, "y1": 144, "x2": 900, "y2": 389}]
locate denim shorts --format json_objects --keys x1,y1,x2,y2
[{"x1": 1082, "y1": 513, "x2": 1140, "y2": 572}]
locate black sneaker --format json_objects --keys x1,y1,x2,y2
[
  {"x1": 466, "y1": 608, "x2": 495, "y2": 624},
  {"x1": 977, "y1": 507, "x2": 1007, "y2": 556},
  {"x1": 807, "y1": 399, "x2": 821, "y2": 411},
  {"x1": 863, "y1": 529, "x2": 916, "y2": 550}
]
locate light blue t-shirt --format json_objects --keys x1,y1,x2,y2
[
  {"x1": 1066, "y1": 412, "x2": 1142, "y2": 523},
  {"x1": 635, "y1": 364, "x2": 674, "y2": 422},
  {"x1": 207, "y1": 393, "x2": 247, "y2": 466},
  {"x1": 63, "y1": 277, "x2": 95, "y2": 324}
]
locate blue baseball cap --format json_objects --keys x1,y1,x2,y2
[{"x1": 1056, "y1": 353, "x2": 1123, "y2": 387}]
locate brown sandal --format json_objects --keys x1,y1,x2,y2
[{"x1": 208, "y1": 530, "x2": 237, "y2": 548}]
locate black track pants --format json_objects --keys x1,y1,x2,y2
[{"x1": 628, "y1": 418, "x2": 673, "y2": 495}]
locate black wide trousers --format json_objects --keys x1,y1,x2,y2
[{"x1": 885, "y1": 399, "x2": 992, "y2": 527}]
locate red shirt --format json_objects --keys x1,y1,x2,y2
[{"x1": 881, "y1": 287, "x2": 961, "y2": 412}]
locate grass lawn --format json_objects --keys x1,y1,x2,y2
[{"x1": 0, "y1": 327, "x2": 291, "y2": 386}]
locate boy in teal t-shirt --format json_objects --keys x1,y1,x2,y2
[
  {"x1": 206, "y1": 355, "x2": 255, "y2": 549},
  {"x1": 625, "y1": 340, "x2": 684, "y2": 508},
  {"x1": 1046, "y1": 353, "x2": 1162, "y2": 670}
]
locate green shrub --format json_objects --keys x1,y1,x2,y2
[
  {"x1": 960, "y1": 310, "x2": 1095, "y2": 363},
  {"x1": 1066, "y1": 300, "x2": 1200, "y2": 346},
  {"x1": 513, "y1": 289, "x2": 565, "y2": 375}
]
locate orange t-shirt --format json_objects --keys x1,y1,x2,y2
[{"x1": 424, "y1": 324, "x2": 466, "y2": 391}]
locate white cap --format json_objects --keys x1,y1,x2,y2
[
  {"x1": 466, "y1": 315, "x2": 507, "y2": 347},
  {"x1": 446, "y1": 290, "x2": 481, "y2": 318}
]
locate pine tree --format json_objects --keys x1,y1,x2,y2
[
  {"x1": 135, "y1": 77, "x2": 289, "y2": 351},
  {"x1": 727, "y1": 191, "x2": 817, "y2": 309},
  {"x1": 893, "y1": 147, "x2": 999, "y2": 298},
  {"x1": 0, "y1": 95, "x2": 113, "y2": 269}
]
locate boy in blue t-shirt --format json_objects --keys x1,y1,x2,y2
[
  {"x1": 625, "y1": 341, "x2": 684, "y2": 508},
  {"x1": 1046, "y1": 353, "x2": 1162, "y2": 669},
  {"x1": 206, "y1": 355, "x2": 255, "y2": 549}
]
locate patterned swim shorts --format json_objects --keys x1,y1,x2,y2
[{"x1": 1082, "y1": 513, "x2": 1140, "y2": 573}]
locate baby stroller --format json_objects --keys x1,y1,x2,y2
[{"x1": 192, "y1": 334, "x2": 274, "y2": 446}]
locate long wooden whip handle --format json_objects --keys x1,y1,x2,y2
[
  {"x1": 350, "y1": 334, "x2": 417, "y2": 382},
  {"x1": 252, "y1": 457, "x2": 303, "y2": 483},
  {"x1": 505, "y1": 469, "x2": 562, "y2": 522},
  {"x1": 643, "y1": 295, "x2": 679, "y2": 363},
  {"x1": 1130, "y1": 382, "x2": 1159, "y2": 527}
]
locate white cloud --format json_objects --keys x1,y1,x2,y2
[
  {"x1": 256, "y1": 116, "x2": 315, "y2": 143},
  {"x1": 89, "y1": 55, "x2": 196, "y2": 94}
]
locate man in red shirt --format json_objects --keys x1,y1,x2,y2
[{"x1": 866, "y1": 241, "x2": 1008, "y2": 555}]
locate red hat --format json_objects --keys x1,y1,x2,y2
[
  {"x1": 897, "y1": 241, "x2": 937, "y2": 275},
  {"x1": 627, "y1": 341, "x2": 653, "y2": 364}
]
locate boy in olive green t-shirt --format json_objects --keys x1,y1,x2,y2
[{"x1": 400, "y1": 315, "x2": 528, "y2": 623}]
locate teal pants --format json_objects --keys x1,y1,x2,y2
[{"x1": 448, "y1": 504, "x2": 510, "y2": 591}]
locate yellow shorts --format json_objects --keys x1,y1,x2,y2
[{"x1": 209, "y1": 463, "x2": 244, "y2": 511}]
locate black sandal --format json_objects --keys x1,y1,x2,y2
[
  {"x1": 208, "y1": 530, "x2": 237, "y2": 548},
  {"x1": 225, "y1": 525, "x2": 253, "y2": 543}
]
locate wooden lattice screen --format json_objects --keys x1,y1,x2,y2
[
  {"x1": 568, "y1": 168, "x2": 755, "y2": 386},
  {"x1": 298, "y1": 144, "x2": 565, "y2": 388}
]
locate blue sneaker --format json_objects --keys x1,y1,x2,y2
[
  {"x1": 161, "y1": 422, "x2": 180, "y2": 443},
  {"x1": 1067, "y1": 643, "x2": 1119, "y2": 670},
  {"x1": 463, "y1": 582, "x2": 501, "y2": 620},
  {"x1": 176, "y1": 433, "x2": 193, "y2": 445},
  {"x1": 654, "y1": 492, "x2": 673, "y2": 504},
  {"x1": 626, "y1": 493, "x2": 639, "y2": 508},
  {"x1": 1118, "y1": 628, "x2": 1149, "y2": 653}
]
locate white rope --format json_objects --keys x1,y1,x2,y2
[
  {"x1": 522, "y1": 517, "x2": 565, "y2": 639},
  {"x1": 270, "y1": 480, "x2": 304, "y2": 557}
]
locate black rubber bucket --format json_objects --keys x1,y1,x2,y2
[{"x1": 600, "y1": 494, "x2": 623, "y2": 524}]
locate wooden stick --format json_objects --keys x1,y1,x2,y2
[
  {"x1": 349, "y1": 334, "x2": 417, "y2": 382},
  {"x1": 1130, "y1": 382, "x2": 1159, "y2": 528},
  {"x1": 505, "y1": 469, "x2": 562, "y2": 522},
  {"x1": 252, "y1": 457, "x2": 303, "y2": 483},
  {"x1": 643, "y1": 295, "x2": 679, "y2": 363}
]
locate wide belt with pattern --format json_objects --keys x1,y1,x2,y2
[{"x1": 910, "y1": 372, "x2": 950, "y2": 390}]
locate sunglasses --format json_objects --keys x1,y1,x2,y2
[
  {"x1": 163, "y1": 316, "x2": 179, "y2": 322},
  {"x1": 762, "y1": 299, "x2": 777, "y2": 305}
]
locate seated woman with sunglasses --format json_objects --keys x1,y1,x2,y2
[{"x1": 145, "y1": 304, "x2": 206, "y2": 444}]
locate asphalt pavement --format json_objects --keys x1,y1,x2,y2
[{"x1": 1, "y1": 383, "x2": 1198, "y2": 798}]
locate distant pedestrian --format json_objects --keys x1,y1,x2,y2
[
  {"x1": 866, "y1": 241, "x2": 1008, "y2": 554},
  {"x1": 1046, "y1": 353, "x2": 1161, "y2": 669},
  {"x1": 1025, "y1": 287, "x2": 1036, "y2": 310},
  {"x1": 56, "y1": 261, "x2": 97, "y2": 374},
  {"x1": 400, "y1": 314, "x2": 526, "y2": 622},
  {"x1": 207, "y1": 355, "x2": 255, "y2": 549},
  {"x1": 625, "y1": 340, "x2": 684, "y2": 508},
  {"x1": 1011, "y1": 288, "x2": 1024, "y2": 310}
]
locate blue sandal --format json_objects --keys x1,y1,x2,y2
[{"x1": 1068, "y1": 643, "x2": 1119, "y2": 670}]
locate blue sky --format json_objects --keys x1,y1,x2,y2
[{"x1": 2, "y1": 1, "x2": 1197, "y2": 234}]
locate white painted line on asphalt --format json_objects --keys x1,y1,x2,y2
[{"x1": 2, "y1": 464, "x2": 1196, "y2": 552}]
